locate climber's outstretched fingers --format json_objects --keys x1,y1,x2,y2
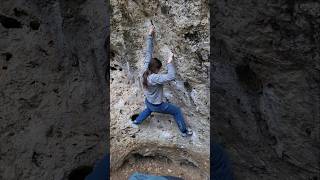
[
  {"x1": 167, "y1": 51, "x2": 174, "y2": 64},
  {"x1": 148, "y1": 24, "x2": 155, "y2": 36}
]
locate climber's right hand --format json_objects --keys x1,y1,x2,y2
[
  {"x1": 148, "y1": 25, "x2": 155, "y2": 36},
  {"x1": 167, "y1": 51, "x2": 174, "y2": 64}
]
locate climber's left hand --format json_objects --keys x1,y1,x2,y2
[
  {"x1": 148, "y1": 25, "x2": 155, "y2": 36},
  {"x1": 167, "y1": 51, "x2": 174, "y2": 64}
]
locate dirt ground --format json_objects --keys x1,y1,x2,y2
[{"x1": 110, "y1": 153, "x2": 207, "y2": 180}]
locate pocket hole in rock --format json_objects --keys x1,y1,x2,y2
[
  {"x1": 184, "y1": 81, "x2": 192, "y2": 92},
  {"x1": 179, "y1": 159, "x2": 197, "y2": 168},
  {"x1": 110, "y1": 50, "x2": 116, "y2": 58},
  {"x1": 0, "y1": 15, "x2": 22, "y2": 28},
  {"x1": 235, "y1": 64, "x2": 261, "y2": 91},
  {"x1": 131, "y1": 114, "x2": 139, "y2": 121},
  {"x1": 13, "y1": 8, "x2": 28, "y2": 17},
  {"x1": 2, "y1": 52, "x2": 12, "y2": 61},
  {"x1": 161, "y1": 5, "x2": 170, "y2": 15},
  {"x1": 132, "y1": 153, "x2": 173, "y2": 164},
  {"x1": 30, "y1": 20, "x2": 40, "y2": 30},
  {"x1": 266, "y1": 83, "x2": 273, "y2": 88},
  {"x1": 305, "y1": 128, "x2": 312, "y2": 136},
  {"x1": 184, "y1": 32, "x2": 199, "y2": 42}
]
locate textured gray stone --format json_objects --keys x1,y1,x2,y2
[
  {"x1": 0, "y1": 0, "x2": 108, "y2": 179},
  {"x1": 211, "y1": 0, "x2": 320, "y2": 179}
]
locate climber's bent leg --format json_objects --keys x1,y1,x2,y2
[
  {"x1": 134, "y1": 108, "x2": 152, "y2": 124},
  {"x1": 159, "y1": 103, "x2": 187, "y2": 133}
]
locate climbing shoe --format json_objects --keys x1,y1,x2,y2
[
  {"x1": 130, "y1": 120, "x2": 139, "y2": 129},
  {"x1": 132, "y1": 120, "x2": 139, "y2": 124},
  {"x1": 181, "y1": 128, "x2": 193, "y2": 137}
]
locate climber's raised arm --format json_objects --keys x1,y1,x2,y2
[
  {"x1": 144, "y1": 25, "x2": 155, "y2": 70},
  {"x1": 148, "y1": 51, "x2": 176, "y2": 85}
]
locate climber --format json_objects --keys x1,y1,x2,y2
[{"x1": 132, "y1": 24, "x2": 193, "y2": 137}]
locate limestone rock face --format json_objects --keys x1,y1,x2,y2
[
  {"x1": 110, "y1": 0, "x2": 210, "y2": 179},
  {"x1": 0, "y1": 0, "x2": 108, "y2": 179},
  {"x1": 211, "y1": 0, "x2": 320, "y2": 179}
]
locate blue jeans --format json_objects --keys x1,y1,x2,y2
[{"x1": 134, "y1": 99, "x2": 187, "y2": 133}]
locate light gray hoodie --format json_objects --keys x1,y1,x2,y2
[{"x1": 143, "y1": 34, "x2": 176, "y2": 105}]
